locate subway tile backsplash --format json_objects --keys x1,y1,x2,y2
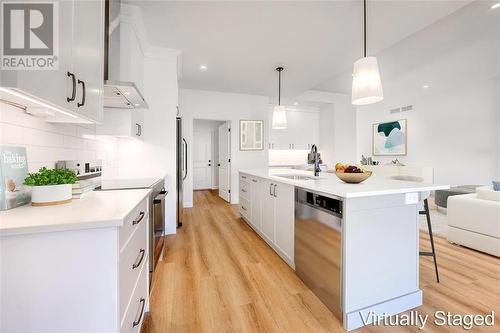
[{"x1": 0, "y1": 104, "x2": 118, "y2": 177}]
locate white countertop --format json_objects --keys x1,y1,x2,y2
[
  {"x1": 240, "y1": 168, "x2": 449, "y2": 198},
  {"x1": 0, "y1": 189, "x2": 151, "y2": 236}
]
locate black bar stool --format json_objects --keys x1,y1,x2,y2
[{"x1": 419, "y1": 199, "x2": 440, "y2": 283}]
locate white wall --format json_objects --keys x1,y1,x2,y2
[
  {"x1": 116, "y1": 51, "x2": 179, "y2": 235},
  {"x1": 179, "y1": 89, "x2": 269, "y2": 206},
  {"x1": 0, "y1": 104, "x2": 119, "y2": 176},
  {"x1": 354, "y1": 1, "x2": 499, "y2": 186}
]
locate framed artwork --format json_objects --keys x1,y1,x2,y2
[
  {"x1": 240, "y1": 120, "x2": 264, "y2": 151},
  {"x1": 372, "y1": 119, "x2": 407, "y2": 156}
]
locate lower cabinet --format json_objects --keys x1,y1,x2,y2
[
  {"x1": 0, "y1": 197, "x2": 150, "y2": 333},
  {"x1": 239, "y1": 172, "x2": 295, "y2": 267}
]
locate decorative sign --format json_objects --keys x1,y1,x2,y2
[{"x1": 0, "y1": 146, "x2": 30, "y2": 210}]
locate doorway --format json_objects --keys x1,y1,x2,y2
[{"x1": 192, "y1": 119, "x2": 230, "y2": 203}]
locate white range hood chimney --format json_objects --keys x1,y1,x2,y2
[{"x1": 103, "y1": 0, "x2": 148, "y2": 109}]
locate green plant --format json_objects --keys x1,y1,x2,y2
[{"x1": 24, "y1": 167, "x2": 78, "y2": 186}]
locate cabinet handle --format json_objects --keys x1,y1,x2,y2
[
  {"x1": 132, "y1": 298, "x2": 146, "y2": 327},
  {"x1": 273, "y1": 184, "x2": 277, "y2": 197},
  {"x1": 132, "y1": 211, "x2": 145, "y2": 225},
  {"x1": 67, "y1": 72, "x2": 76, "y2": 102},
  {"x1": 242, "y1": 189, "x2": 247, "y2": 193},
  {"x1": 77, "y1": 79, "x2": 86, "y2": 107},
  {"x1": 241, "y1": 206, "x2": 247, "y2": 211},
  {"x1": 272, "y1": 143, "x2": 274, "y2": 149},
  {"x1": 252, "y1": 179, "x2": 257, "y2": 183},
  {"x1": 132, "y1": 249, "x2": 145, "y2": 269},
  {"x1": 242, "y1": 175, "x2": 247, "y2": 179},
  {"x1": 269, "y1": 183, "x2": 273, "y2": 196},
  {"x1": 135, "y1": 123, "x2": 142, "y2": 136}
]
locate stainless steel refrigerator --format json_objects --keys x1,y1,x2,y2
[{"x1": 176, "y1": 117, "x2": 186, "y2": 228}]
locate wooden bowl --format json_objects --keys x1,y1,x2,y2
[{"x1": 335, "y1": 171, "x2": 372, "y2": 184}]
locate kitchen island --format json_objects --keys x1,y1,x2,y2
[{"x1": 238, "y1": 168, "x2": 449, "y2": 331}]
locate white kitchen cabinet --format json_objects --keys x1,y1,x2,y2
[
  {"x1": 239, "y1": 172, "x2": 295, "y2": 267},
  {"x1": 274, "y1": 182, "x2": 295, "y2": 263},
  {"x1": 0, "y1": 196, "x2": 150, "y2": 332},
  {"x1": 0, "y1": 0, "x2": 104, "y2": 123},
  {"x1": 269, "y1": 110, "x2": 319, "y2": 150},
  {"x1": 97, "y1": 108, "x2": 144, "y2": 140},
  {"x1": 71, "y1": 0, "x2": 105, "y2": 121},
  {"x1": 250, "y1": 177, "x2": 262, "y2": 231}
]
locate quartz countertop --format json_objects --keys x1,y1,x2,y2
[
  {"x1": 240, "y1": 168, "x2": 449, "y2": 198},
  {"x1": 0, "y1": 189, "x2": 151, "y2": 236}
]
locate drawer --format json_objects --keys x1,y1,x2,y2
[
  {"x1": 121, "y1": 262, "x2": 148, "y2": 333},
  {"x1": 239, "y1": 180, "x2": 250, "y2": 199},
  {"x1": 119, "y1": 217, "x2": 148, "y2": 320},
  {"x1": 240, "y1": 173, "x2": 250, "y2": 181},
  {"x1": 240, "y1": 197, "x2": 251, "y2": 221},
  {"x1": 120, "y1": 197, "x2": 149, "y2": 252}
]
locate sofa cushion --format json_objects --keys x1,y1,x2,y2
[
  {"x1": 448, "y1": 194, "x2": 500, "y2": 238},
  {"x1": 477, "y1": 186, "x2": 500, "y2": 202}
]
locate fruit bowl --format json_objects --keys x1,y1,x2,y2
[{"x1": 335, "y1": 171, "x2": 372, "y2": 184}]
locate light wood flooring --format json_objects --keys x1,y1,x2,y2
[{"x1": 143, "y1": 190, "x2": 500, "y2": 333}]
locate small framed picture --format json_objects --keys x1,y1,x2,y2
[
  {"x1": 240, "y1": 120, "x2": 264, "y2": 151},
  {"x1": 373, "y1": 119, "x2": 407, "y2": 156}
]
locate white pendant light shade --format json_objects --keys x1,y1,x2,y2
[
  {"x1": 352, "y1": 56, "x2": 384, "y2": 106},
  {"x1": 272, "y1": 105, "x2": 287, "y2": 129}
]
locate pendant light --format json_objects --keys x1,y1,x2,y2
[
  {"x1": 272, "y1": 67, "x2": 287, "y2": 129},
  {"x1": 352, "y1": 0, "x2": 384, "y2": 106}
]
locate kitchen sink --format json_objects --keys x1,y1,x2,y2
[
  {"x1": 388, "y1": 175, "x2": 424, "y2": 182},
  {"x1": 274, "y1": 174, "x2": 321, "y2": 181}
]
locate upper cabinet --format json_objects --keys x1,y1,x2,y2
[
  {"x1": 269, "y1": 110, "x2": 320, "y2": 150},
  {"x1": 0, "y1": 0, "x2": 104, "y2": 123}
]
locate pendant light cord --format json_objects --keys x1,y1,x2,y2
[
  {"x1": 276, "y1": 67, "x2": 284, "y2": 106},
  {"x1": 364, "y1": 0, "x2": 367, "y2": 57}
]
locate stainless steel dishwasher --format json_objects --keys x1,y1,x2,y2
[{"x1": 295, "y1": 188, "x2": 343, "y2": 320}]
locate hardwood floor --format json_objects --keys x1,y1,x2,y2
[{"x1": 144, "y1": 190, "x2": 500, "y2": 333}]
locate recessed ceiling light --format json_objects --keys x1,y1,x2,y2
[
  {"x1": 200, "y1": 65, "x2": 208, "y2": 71},
  {"x1": 293, "y1": 102, "x2": 299, "y2": 106},
  {"x1": 491, "y1": 3, "x2": 500, "y2": 9},
  {"x1": 134, "y1": 103, "x2": 140, "y2": 107},
  {"x1": 423, "y1": 84, "x2": 429, "y2": 89},
  {"x1": 123, "y1": 91, "x2": 130, "y2": 95}
]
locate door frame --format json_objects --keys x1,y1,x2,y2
[{"x1": 217, "y1": 121, "x2": 231, "y2": 203}]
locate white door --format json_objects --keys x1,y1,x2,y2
[
  {"x1": 218, "y1": 122, "x2": 231, "y2": 202},
  {"x1": 193, "y1": 131, "x2": 212, "y2": 190}
]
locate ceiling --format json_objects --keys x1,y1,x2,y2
[{"x1": 132, "y1": 0, "x2": 473, "y2": 102}]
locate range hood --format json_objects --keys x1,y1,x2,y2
[{"x1": 103, "y1": 0, "x2": 148, "y2": 109}]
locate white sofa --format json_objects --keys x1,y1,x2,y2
[{"x1": 447, "y1": 186, "x2": 500, "y2": 257}]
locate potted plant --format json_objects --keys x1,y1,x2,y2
[{"x1": 24, "y1": 167, "x2": 78, "y2": 206}]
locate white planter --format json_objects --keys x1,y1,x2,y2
[{"x1": 31, "y1": 184, "x2": 73, "y2": 206}]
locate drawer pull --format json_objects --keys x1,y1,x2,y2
[
  {"x1": 132, "y1": 211, "x2": 145, "y2": 225},
  {"x1": 241, "y1": 175, "x2": 247, "y2": 179},
  {"x1": 241, "y1": 206, "x2": 247, "y2": 211},
  {"x1": 132, "y1": 298, "x2": 146, "y2": 327},
  {"x1": 241, "y1": 189, "x2": 247, "y2": 193},
  {"x1": 252, "y1": 179, "x2": 258, "y2": 183},
  {"x1": 132, "y1": 249, "x2": 146, "y2": 269}
]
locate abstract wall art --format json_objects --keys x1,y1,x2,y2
[{"x1": 372, "y1": 119, "x2": 407, "y2": 156}]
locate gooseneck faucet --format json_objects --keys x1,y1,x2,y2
[{"x1": 307, "y1": 144, "x2": 322, "y2": 177}]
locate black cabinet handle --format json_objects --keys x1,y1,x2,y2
[
  {"x1": 269, "y1": 183, "x2": 273, "y2": 196},
  {"x1": 274, "y1": 184, "x2": 277, "y2": 197},
  {"x1": 132, "y1": 211, "x2": 145, "y2": 225},
  {"x1": 67, "y1": 72, "x2": 76, "y2": 102},
  {"x1": 136, "y1": 123, "x2": 142, "y2": 136},
  {"x1": 77, "y1": 79, "x2": 86, "y2": 107},
  {"x1": 132, "y1": 298, "x2": 146, "y2": 327},
  {"x1": 132, "y1": 249, "x2": 145, "y2": 269}
]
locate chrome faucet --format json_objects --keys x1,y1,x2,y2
[
  {"x1": 391, "y1": 158, "x2": 405, "y2": 166},
  {"x1": 307, "y1": 144, "x2": 322, "y2": 177}
]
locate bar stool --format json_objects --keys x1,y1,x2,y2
[{"x1": 419, "y1": 198, "x2": 440, "y2": 283}]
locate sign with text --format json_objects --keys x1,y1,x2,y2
[{"x1": 1, "y1": 1, "x2": 59, "y2": 70}]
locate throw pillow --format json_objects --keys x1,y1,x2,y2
[{"x1": 493, "y1": 181, "x2": 500, "y2": 191}]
